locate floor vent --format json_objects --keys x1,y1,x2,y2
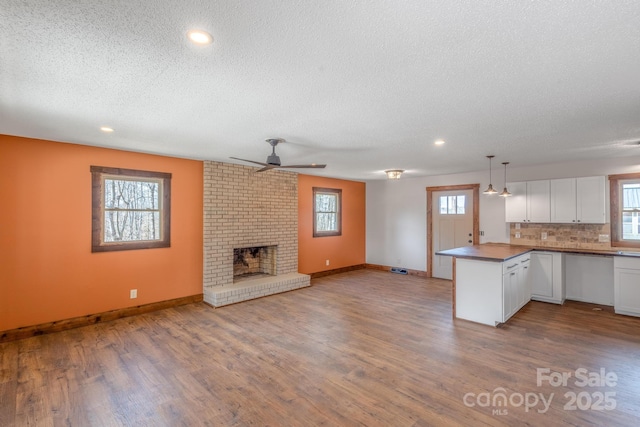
[{"x1": 390, "y1": 267, "x2": 408, "y2": 275}]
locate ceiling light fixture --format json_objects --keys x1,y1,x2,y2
[
  {"x1": 100, "y1": 126, "x2": 114, "y2": 133},
  {"x1": 483, "y1": 155, "x2": 498, "y2": 195},
  {"x1": 434, "y1": 139, "x2": 446, "y2": 146},
  {"x1": 385, "y1": 169, "x2": 404, "y2": 180},
  {"x1": 499, "y1": 162, "x2": 512, "y2": 197},
  {"x1": 187, "y1": 29, "x2": 213, "y2": 45}
]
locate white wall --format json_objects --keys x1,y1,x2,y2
[{"x1": 366, "y1": 156, "x2": 640, "y2": 272}]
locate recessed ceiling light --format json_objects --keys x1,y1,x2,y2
[
  {"x1": 434, "y1": 139, "x2": 445, "y2": 146},
  {"x1": 100, "y1": 126, "x2": 114, "y2": 133},
  {"x1": 187, "y1": 29, "x2": 213, "y2": 45}
]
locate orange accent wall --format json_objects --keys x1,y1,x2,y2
[
  {"x1": 0, "y1": 135, "x2": 203, "y2": 331},
  {"x1": 298, "y1": 174, "x2": 365, "y2": 274}
]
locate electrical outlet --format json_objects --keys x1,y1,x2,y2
[
  {"x1": 541, "y1": 232, "x2": 548, "y2": 240},
  {"x1": 515, "y1": 232, "x2": 521, "y2": 239},
  {"x1": 599, "y1": 234, "x2": 610, "y2": 243},
  {"x1": 515, "y1": 223, "x2": 521, "y2": 230},
  {"x1": 325, "y1": 259, "x2": 330, "y2": 266},
  {"x1": 130, "y1": 289, "x2": 137, "y2": 299}
]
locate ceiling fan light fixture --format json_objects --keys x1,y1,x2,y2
[
  {"x1": 385, "y1": 169, "x2": 404, "y2": 180},
  {"x1": 483, "y1": 155, "x2": 498, "y2": 195}
]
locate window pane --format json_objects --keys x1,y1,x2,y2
[
  {"x1": 447, "y1": 196, "x2": 454, "y2": 214},
  {"x1": 104, "y1": 211, "x2": 161, "y2": 242},
  {"x1": 457, "y1": 195, "x2": 466, "y2": 214},
  {"x1": 316, "y1": 194, "x2": 336, "y2": 212},
  {"x1": 623, "y1": 183, "x2": 640, "y2": 210},
  {"x1": 105, "y1": 179, "x2": 159, "y2": 210},
  {"x1": 316, "y1": 213, "x2": 337, "y2": 232},
  {"x1": 622, "y1": 212, "x2": 640, "y2": 241},
  {"x1": 439, "y1": 196, "x2": 447, "y2": 214}
]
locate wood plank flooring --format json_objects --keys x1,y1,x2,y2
[{"x1": 2, "y1": 269, "x2": 640, "y2": 426}]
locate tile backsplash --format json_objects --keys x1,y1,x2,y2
[{"x1": 509, "y1": 223, "x2": 612, "y2": 250}]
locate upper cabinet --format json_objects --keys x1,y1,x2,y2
[
  {"x1": 505, "y1": 180, "x2": 550, "y2": 223},
  {"x1": 550, "y1": 176, "x2": 606, "y2": 224},
  {"x1": 506, "y1": 176, "x2": 606, "y2": 224}
]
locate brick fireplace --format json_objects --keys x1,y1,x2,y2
[{"x1": 203, "y1": 161, "x2": 310, "y2": 306}]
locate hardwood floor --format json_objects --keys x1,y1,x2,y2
[{"x1": 2, "y1": 269, "x2": 640, "y2": 426}]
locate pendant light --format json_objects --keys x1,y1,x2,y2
[
  {"x1": 499, "y1": 162, "x2": 512, "y2": 197},
  {"x1": 483, "y1": 155, "x2": 498, "y2": 195}
]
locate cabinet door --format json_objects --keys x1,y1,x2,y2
[
  {"x1": 531, "y1": 253, "x2": 553, "y2": 298},
  {"x1": 505, "y1": 182, "x2": 527, "y2": 222},
  {"x1": 576, "y1": 176, "x2": 606, "y2": 224},
  {"x1": 614, "y1": 267, "x2": 640, "y2": 317},
  {"x1": 550, "y1": 178, "x2": 576, "y2": 223},
  {"x1": 503, "y1": 268, "x2": 519, "y2": 321},
  {"x1": 527, "y1": 180, "x2": 551, "y2": 223}
]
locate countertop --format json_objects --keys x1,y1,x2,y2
[{"x1": 436, "y1": 243, "x2": 640, "y2": 262}]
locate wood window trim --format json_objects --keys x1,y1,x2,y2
[
  {"x1": 313, "y1": 187, "x2": 342, "y2": 238},
  {"x1": 609, "y1": 172, "x2": 640, "y2": 249},
  {"x1": 91, "y1": 166, "x2": 171, "y2": 252}
]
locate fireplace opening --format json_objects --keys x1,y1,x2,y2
[{"x1": 233, "y1": 245, "x2": 277, "y2": 282}]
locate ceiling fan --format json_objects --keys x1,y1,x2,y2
[{"x1": 231, "y1": 138, "x2": 327, "y2": 172}]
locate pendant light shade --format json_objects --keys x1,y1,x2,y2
[
  {"x1": 483, "y1": 155, "x2": 498, "y2": 195},
  {"x1": 499, "y1": 162, "x2": 512, "y2": 197}
]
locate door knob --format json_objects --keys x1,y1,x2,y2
[
  {"x1": 468, "y1": 233, "x2": 472, "y2": 237},
  {"x1": 468, "y1": 240, "x2": 472, "y2": 243}
]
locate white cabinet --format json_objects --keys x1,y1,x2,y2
[
  {"x1": 550, "y1": 176, "x2": 606, "y2": 224},
  {"x1": 614, "y1": 256, "x2": 640, "y2": 317},
  {"x1": 455, "y1": 254, "x2": 532, "y2": 326},
  {"x1": 530, "y1": 251, "x2": 565, "y2": 304},
  {"x1": 576, "y1": 176, "x2": 607, "y2": 224},
  {"x1": 505, "y1": 180, "x2": 550, "y2": 223}
]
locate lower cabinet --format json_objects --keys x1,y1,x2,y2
[
  {"x1": 530, "y1": 251, "x2": 565, "y2": 304},
  {"x1": 614, "y1": 256, "x2": 640, "y2": 317},
  {"x1": 455, "y1": 254, "x2": 532, "y2": 326},
  {"x1": 502, "y1": 254, "x2": 531, "y2": 322}
]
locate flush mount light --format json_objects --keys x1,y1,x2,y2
[
  {"x1": 187, "y1": 29, "x2": 213, "y2": 45},
  {"x1": 100, "y1": 126, "x2": 114, "y2": 133},
  {"x1": 483, "y1": 155, "x2": 498, "y2": 195},
  {"x1": 434, "y1": 139, "x2": 446, "y2": 146},
  {"x1": 385, "y1": 169, "x2": 404, "y2": 180}
]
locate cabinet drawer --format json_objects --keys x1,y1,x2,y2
[
  {"x1": 614, "y1": 256, "x2": 640, "y2": 270},
  {"x1": 503, "y1": 260, "x2": 520, "y2": 274}
]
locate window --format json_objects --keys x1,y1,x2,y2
[
  {"x1": 313, "y1": 187, "x2": 342, "y2": 237},
  {"x1": 91, "y1": 166, "x2": 171, "y2": 252},
  {"x1": 439, "y1": 195, "x2": 466, "y2": 214},
  {"x1": 610, "y1": 173, "x2": 640, "y2": 248}
]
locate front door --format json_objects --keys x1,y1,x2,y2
[{"x1": 432, "y1": 189, "x2": 474, "y2": 279}]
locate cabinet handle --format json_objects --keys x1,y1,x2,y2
[
  {"x1": 521, "y1": 258, "x2": 530, "y2": 263},
  {"x1": 577, "y1": 220, "x2": 581, "y2": 223},
  {"x1": 572, "y1": 220, "x2": 575, "y2": 222},
  {"x1": 507, "y1": 264, "x2": 518, "y2": 269},
  {"x1": 511, "y1": 272, "x2": 516, "y2": 276},
  {"x1": 523, "y1": 266, "x2": 528, "y2": 270}
]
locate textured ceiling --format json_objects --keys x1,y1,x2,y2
[{"x1": 2, "y1": 1, "x2": 640, "y2": 180}]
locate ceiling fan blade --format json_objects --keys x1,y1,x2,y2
[
  {"x1": 230, "y1": 157, "x2": 269, "y2": 167},
  {"x1": 255, "y1": 165, "x2": 279, "y2": 172},
  {"x1": 278, "y1": 164, "x2": 327, "y2": 169}
]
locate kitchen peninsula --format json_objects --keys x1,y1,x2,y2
[{"x1": 438, "y1": 243, "x2": 640, "y2": 326}]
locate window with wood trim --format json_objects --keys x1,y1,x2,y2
[
  {"x1": 91, "y1": 166, "x2": 171, "y2": 252},
  {"x1": 610, "y1": 173, "x2": 640, "y2": 249},
  {"x1": 313, "y1": 187, "x2": 342, "y2": 237}
]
